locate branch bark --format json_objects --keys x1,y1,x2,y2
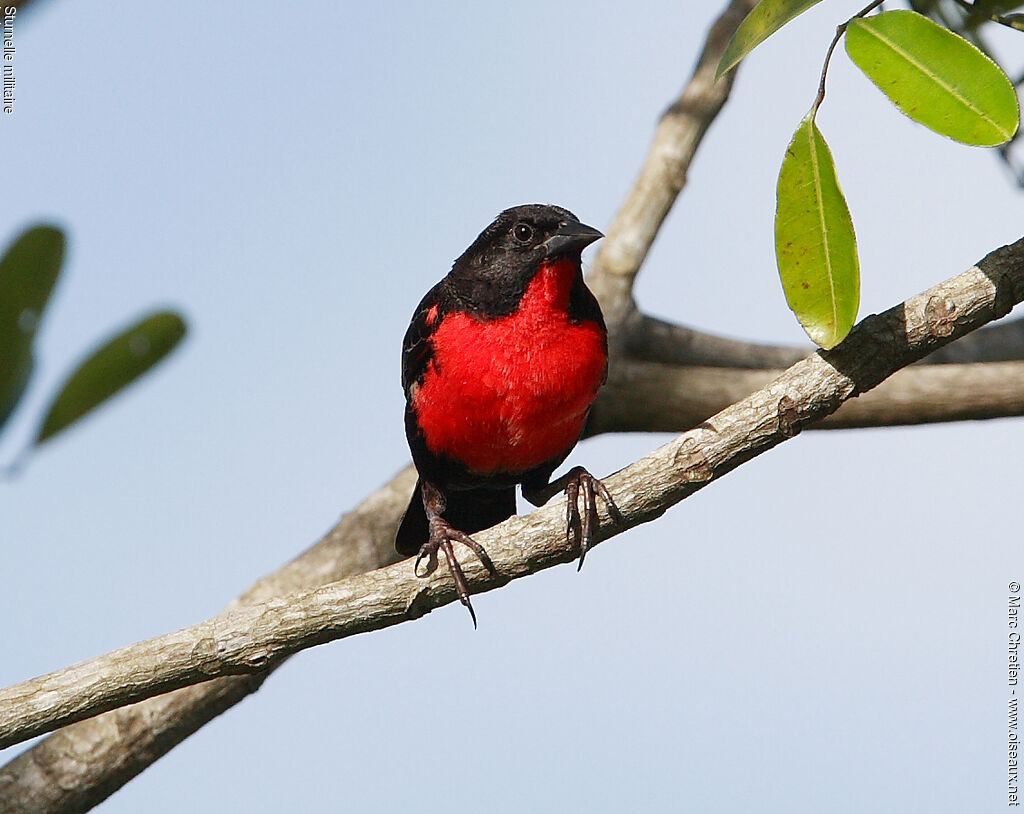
[{"x1": 2, "y1": 236, "x2": 1022, "y2": 753}]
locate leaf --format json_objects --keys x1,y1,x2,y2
[
  {"x1": 775, "y1": 114, "x2": 859, "y2": 349},
  {"x1": 0, "y1": 350, "x2": 33, "y2": 433},
  {"x1": 35, "y1": 311, "x2": 187, "y2": 445},
  {"x1": 845, "y1": 10, "x2": 1019, "y2": 146},
  {"x1": 0, "y1": 226, "x2": 64, "y2": 432},
  {"x1": 718, "y1": 0, "x2": 825, "y2": 78}
]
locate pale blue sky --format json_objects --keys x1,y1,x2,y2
[{"x1": 1, "y1": 2, "x2": 1022, "y2": 811}]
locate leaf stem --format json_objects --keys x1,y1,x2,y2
[{"x1": 813, "y1": 0, "x2": 887, "y2": 115}]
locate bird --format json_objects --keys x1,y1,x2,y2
[{"x1": 396, "y1": 203, "x2": 620, "y2": 625}]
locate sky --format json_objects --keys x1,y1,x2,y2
[{"x1": 1, "y1": 1, "x2": 1023, "y2": 811}]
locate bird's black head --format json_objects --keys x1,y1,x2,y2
[{"x1": 445, "y1": 204, "x2": 603, "y2": 316}]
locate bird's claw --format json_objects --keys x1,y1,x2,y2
[
  {"x1": 562, "y1": 467, "x2": 621, "y2": 570},
  {"x1": 415, "y1": 517, "x2": 495, "y2": 628}
]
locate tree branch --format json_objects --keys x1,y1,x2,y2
[
  {"x1": 624, "y1": 313, "x2": 808, "y2": 367},
  {"x1": 585, "y1": 0, "x2": 759, "y2": 332},
  {"x1": 590, "y1": 358, "x2": 1024, "y2": 434},
  {"x1": 620, "y1": 311, "x2": 1024, "y2": 368},
  {"x1": 2, "y1": 236, "x2": 1022, "y2": 752},
  {"x1": 0, "y1": 469, "x2": 413, "y2": 812}
]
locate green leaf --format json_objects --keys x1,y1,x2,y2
[
  {"x1": 0, "y1": 349, "x2": 33, "y2": 434},
  {"x1": 0, "y1": 225, "x2": 64, "y2": 433},
  {"x1": 718, "y1": 0, "x2": 825, "y2": 78},
  {"x1": 35, "y1": 310, "x2": 187, "y2": 445},
  {"x1": 775, "y1": 114, "x2": 859, "y2": 349},
  {"x1": 845, "y1": 10, "x2": 1019, "y2": 146}
]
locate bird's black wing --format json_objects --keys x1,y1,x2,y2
[
  {"x1": 401, "y1": 280, "x2": 447, "y2": 398},
  {"x1": 568, "y1": 273, "x2": 608, "y2": 384}
]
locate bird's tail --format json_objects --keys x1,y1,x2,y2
[{"x1": 395, "y1": 479, "x2": 517, "y2": 556}]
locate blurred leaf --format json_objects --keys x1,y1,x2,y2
[
  {"x1": 775, "y1": 113, "x2": 859, "y2": 349},
  {"x1": 0, "y1": 225, "x2": 64, "y2": 432},
  {"x1": 0, "y1": 349, "x2": 33, "y2": 433},
  {"x1": 35, "y1": 311, "x2": 187, "y2": 445},
  {"x1": 718, "y1": 0, "x2": 825, "y2": 78},
  {"x1": 846, "y1": 10, "x2": 1019, "y2": 146}
]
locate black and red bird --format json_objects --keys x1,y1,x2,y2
[{"x1": 396, "y1": 203, "x2": 620, "y2": 624}]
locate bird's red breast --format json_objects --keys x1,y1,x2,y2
[{"x1": 411, "y1": 257, "x2": 606, "y2": 474}]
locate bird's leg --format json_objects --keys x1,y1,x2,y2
[
  {"x1": 414, "y1": 480, "x2": 495, "y2": 627},
  {"x1": 522, "y1": 467, "x2": 622, "y2": 570}
]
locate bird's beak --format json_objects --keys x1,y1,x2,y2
[{"x1": 542, "y1": 221, "x2": 604, "y2": 257}]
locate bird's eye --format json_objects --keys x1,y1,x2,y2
[{"x1": 513, "y1": 222, "x2": 534, "y2": 243}]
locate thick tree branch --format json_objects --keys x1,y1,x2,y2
[
  {"x1": 0, "y1": 470, "x2": 413, "y2": 813},
  {"x1": 1, "y1": 237, "x2": 1022, "y2": 752}
]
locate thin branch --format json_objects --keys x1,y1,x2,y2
[
  {"x1": 627, "y1": 312, "x2": 1024, "y2": 367},
  {"x1": 1, "y1": 236, "x2": 1022, "y2": 751},
  {"x1": 623, "y1": 313, "x2": 808, "y2": 368},
  {"x1": 590, "y1": 358, "x2": 1024, "y2": 434},
  {"x1": 608, "y1": 308, "x2": 1024, "y2": 371},
  {"x1": 585, "y1": 0, "x2": 758, "y2": 332}
]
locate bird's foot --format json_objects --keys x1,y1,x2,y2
[
  {"x1": 561, "y1": 467, "x2": 622, "y2": 570},
  {"x1": 414, "y1": 516, "x2": 495, "y2": 628}
]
